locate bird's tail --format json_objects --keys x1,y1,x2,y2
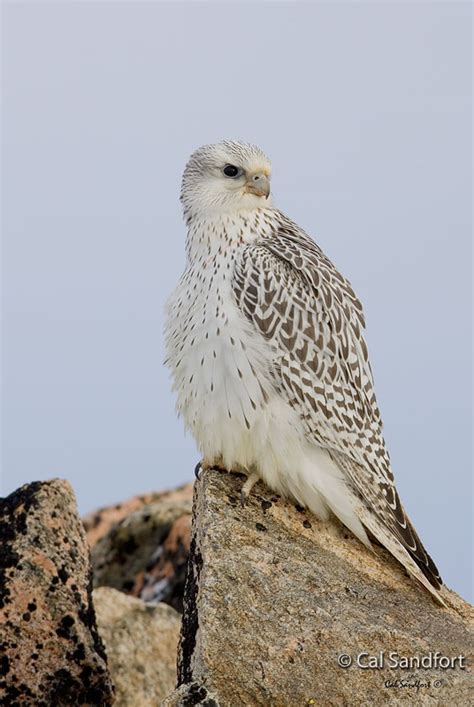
[
  {"x1": 354, "y1": 502, "x2": 446, "y2": 606},
  {"x1": 328, "y1": 450, "x2": 445, "y2": 606}
]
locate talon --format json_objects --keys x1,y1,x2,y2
[{"x1": 194, "y1": 462, "x2": 202, "y2": 480}]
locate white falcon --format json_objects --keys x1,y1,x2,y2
[{"x1": 165, "y1": 141, "x2": 444, "y2": 604}]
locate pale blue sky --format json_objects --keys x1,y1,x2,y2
[{"x1": 2, "y1": 2, "x2": 472, "y2": 600}]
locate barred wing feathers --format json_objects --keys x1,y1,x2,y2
[{"x1": 232, "y1": 214, "x2": 442, "y2": 596}]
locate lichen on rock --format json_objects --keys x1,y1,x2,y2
[{"x1": 0, "y1": 479, "x2": 114, "y2": 706}]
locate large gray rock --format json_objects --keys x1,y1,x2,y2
[
  {"x1": 166, "y1": 469, "x2": 473, "y2": 706},
  {"x1": 0, "y1": 479, "x2": 114, "y2": 705},
  {"x1": 93, "y1": 587, "x2": 181, "y2": 706}
]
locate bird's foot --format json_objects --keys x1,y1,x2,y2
[{"x1": 240, "y1": 472, "x2": 260, "y2": 507}]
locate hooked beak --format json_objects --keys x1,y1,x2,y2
[{"x1": 244, "y1": 172, "x2": 271, "y2": 199}]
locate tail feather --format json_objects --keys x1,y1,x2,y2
[
  {"x1": 356, "y1": 504, "x2": 446, "y2": 606},
  {"x1": 384, "y1": 486, "x2": 443, "y2": 590},
  {"x1": 329, "y1": 449, "x2": 445, "y2": 605}
]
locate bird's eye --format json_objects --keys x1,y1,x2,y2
[{"x1": 223, "y1": 164, "x2": 241, "y2": 178}]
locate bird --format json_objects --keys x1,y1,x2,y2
[{"x1": 164, "y1": 140, "x2": 444, "y2": 605}]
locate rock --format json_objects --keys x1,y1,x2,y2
[
  {"x1": 83, "y1": 484, "x2": 193, "y2": 549},
  {"x1": 167, "y1": 469, "x2": 473, "y2": 706},
  {"x1": 86, "y1": 484, "x2": 192, "y2": 612},
  {"x1": 93, "y1": 587, "x2": 181, "y2": 706},
  {"x1": 162, "y1": 682, "x2": 219, "y2": 706},
  {"x1": 0, "y1": 479, "x2": 114, "y2": 706}
]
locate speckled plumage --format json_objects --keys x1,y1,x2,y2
[{"x1": 164, "y1": 141, "x2": 443, "y2": 603}]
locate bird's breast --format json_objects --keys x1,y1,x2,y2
[{"x1": 165, "y1": 243, "x2": 274, "y2": 462}]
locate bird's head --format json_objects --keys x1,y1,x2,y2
[{"x1": 181, "y1": 141, "x2": 272, "y2": 219}]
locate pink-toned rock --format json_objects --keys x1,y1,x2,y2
[
  {"x1": 83, "y1": 484, "x2": 193, "y2": 549},
  {"x1": 86, "y1": 485, "x2": 193, "y2": 612},
  {"x1": 0, "y1": 479, "x2": 114, "y2": 705}
]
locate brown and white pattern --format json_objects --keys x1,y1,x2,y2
[{"x1": 165, "y1": 141, "x2": 443, "y2": 604}]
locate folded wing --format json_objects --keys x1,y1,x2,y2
[{"x1": 232, "y1": 212, "x2": 442, "y2": 594}]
